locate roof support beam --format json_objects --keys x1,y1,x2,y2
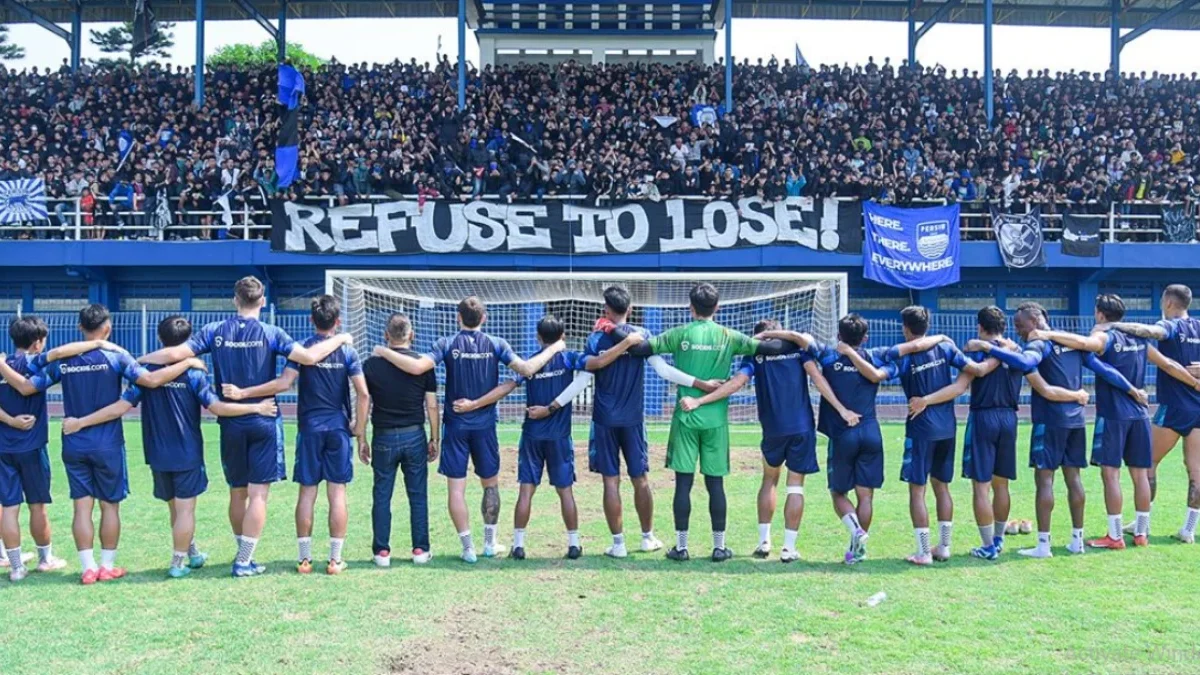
[
  {"x1": 0, "y1": 0, "x2": 71, "y2": 42},
  {"x1": 908, "y1": 0, "x2": 963, "y2": 65},
  {"x1": 230, "y1": 0, "x2": 279, "y2": 40},
  {"x1": 1119, "y1": 0, "x2": 1199, "y2": 45}
]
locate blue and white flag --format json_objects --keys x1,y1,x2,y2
[
  {"x1": 117, "y1": 129, "x2": 135, "y2": 171},
  {"x1": 992, "y1": 208, "x2": 1046, "y2": 269},
  {"x1": 275, "y1": 64, "x2": 305, "y2": 189},
  {"x1": 690, "y1": 104, "x2": 718, "y2": 127},
  {"x1": 794, "y1": 43, "x2": 809, "y2": 68},
  {"x1": 0, "y1": 179, "x2": 48, "y2": 224},
  {"x1": 863, "y1": 201, "x2": 960, "y2": 289}
]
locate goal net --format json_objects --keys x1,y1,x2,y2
[{"x1": 327, "y1": 271, "x2": 846, "y2": 436}]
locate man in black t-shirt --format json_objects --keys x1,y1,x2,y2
[{"x1": 355, "y1": 313, "x2": 439, "y2": 567}]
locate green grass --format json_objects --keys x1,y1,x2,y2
[{"x1": 6, "y1": 421, "x2": 1200, "y2": 674}]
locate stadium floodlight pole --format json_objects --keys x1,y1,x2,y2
[
  {"x1": 724, "y1": 0, "x2": 733, "y2": 114},
  {"x1": 457, "y1": 0, "x2": 467, "y2": 111},
  {"x1": 195, "y1": 0, "x2": 205, "y2": 107},
  {"x1": 983, "y1": 0, "x2": 993, "y2": 128}
]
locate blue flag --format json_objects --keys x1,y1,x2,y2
[
  {"x1": 275, "y1": 64, "x2": 305, "y2": 189},
  {"x1": 862, "y1": 201, "x2": 960, "y2": 290},
  {"x1": 117, "y1": 129, "x2": 135, "y2": 171},
  {"x1": 0, "y1": 179, "x2": 48, "y2": 224},
  {"x1": 690, "y1": 104, "x2": 718, "y2": 127}
]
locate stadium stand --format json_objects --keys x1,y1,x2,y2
[{"x1": 0, "y1": 58, "x2": 1196, "y2": 240}]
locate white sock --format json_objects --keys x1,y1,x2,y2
[
  {"x1": 978, "y1": 522, "x2": 995, "y2": 548},
  {"x1": 841, "y1": 512, "x2": 861, "y2": 536},
  {"x1": 6, "y1": 547, "x2": 24, "y2": 571},
  {"x1": 1135, "y1": 511, "x2": 1151, "y2": 536},
  {"x1": 78, "y1": 548, "x2": 98, "y2": 572},
  {"x1": 994, "y1": 526, "x2": 1006, "y2": 545},
  {"x1": 236, "y1": 536, "x2": 258, "y2": 565},
  {"x1": 1184, "y1": 508, "x2": 1200, "y2": 535},
  {"x1": 1071, "y1": 527, "x2": 1085, "y2": 544},
  {"x1": 329, "y1": 538, "x2": 344, "y2": 562},
  {"x1": 642, "y1": 531, "x2": 655, "y2": 542},
  {"x1": 297, "y1": 536, "x2": 313, "y2": 562},
  {"x1": 36, "y1": 544, "x2": 52, "y2": 564},
  {"x1": 676, "y1": 530, "x2": 689, "y2": 551},
  {"x1": 171, "y1": 550, "x2": 188, "y2": 569},
  {"x1": 567, "y1": 530, "x2": 580, "y2": 548},
  {"x1": 512, "y1": 528, "x2": 526, "y2": 549},
  {"x1": 458, "y1": 530, "x2": 473, "y2": 552},
  {"x1": 712, "y1": 531, "x2": 726, "y2": 550},
  {"x1": 938, "y1": 521, "x2": 953, "y2": 551},
  {"x1": 914, "y1": 528, "x2": 931, "y2": 557},
  {"x1": 783, "y1": 529, "x2": 798, "y2": 551},
  {"x1": 1036, "y1": 531, "x2": 1051, "y2": 553},
  {"x1": 483, "y1": 524, "x2": 497, "y2": 548},
  {"x1": 234, "y1": 534, "x2": 244, "y2": 550},
  {"x1": 187, "y1": 540, "x2": 201, "y2": 558},
  {"x1": 1107, "y1": 515, "x2": 1123, "y2": 540},
  {"x1": 100, "y1": 549, "x2": 117, "y2": 571},
  {"x1": 757, "y1": 523, "x2": 771, "y2": 545},
  {"x1": 612, "y1": 532, "x2": 625, "y2": 548}
]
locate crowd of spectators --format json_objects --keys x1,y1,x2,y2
[{"x1": 0, "y1": 54, "x2": 1197, "y2": 240}]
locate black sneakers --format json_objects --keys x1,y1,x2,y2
[
  {"x1": 565, "y1": 546, "x2": 582, "y2": 560},
  {"x1": 666, "y1": 546, "x2": 690, "y2": 561},
  {"x1": 711, "y1": 547, "x2": 734, "y2": 563},
  {"x1": 509, "y1": 547, "x2": 526, "y2": 560}
]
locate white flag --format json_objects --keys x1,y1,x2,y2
[
  {"x1": 794, "y1": 43, "x2": 809, "y2": 68},
  {"x1": 216, "y1": 191, "x2": 234, "y2": 227},
  {"x1": 652, "y1": 116, "x2": 679, "y2": 128}
]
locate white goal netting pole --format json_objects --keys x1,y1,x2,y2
[{"x1": 327, "y1": 271, "x2": 847, "y2": 434}]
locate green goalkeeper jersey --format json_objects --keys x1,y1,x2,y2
[{"x1": 650, "y1": 319, "x2": 759, "y2": 429}]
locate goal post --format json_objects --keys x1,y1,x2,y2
[{"x1": 326, "y1": 270, "x2": 848, "y2": 431}]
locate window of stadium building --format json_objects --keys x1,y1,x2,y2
[
  {"x1": 118, "y1": 297, "x2": 183, "y2": 312},
  {"x1": 1004, "y1": 296, "x2": 1068, "y2": 312}
]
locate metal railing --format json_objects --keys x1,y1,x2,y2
[{"x1": 1, "y1": 195, "x2": 1194, "y2": 244}]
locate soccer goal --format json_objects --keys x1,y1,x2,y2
[{"x1": 326, "y1": 271, "x2": 847, "y2": 433}]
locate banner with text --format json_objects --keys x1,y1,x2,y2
[
  {"x1": 862, "y1": 201, "x2": 960, "y2": 290},
  {"x1": 1061, "y1": 211, "x2": 1101, "y2": 257},
  {"x1": 271, "y1": 197, "x2": 863, "y2": 255}
]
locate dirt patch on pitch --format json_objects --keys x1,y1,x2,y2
[{"x1": 382, "y1": 605, "x2": 572, "y2": 675}]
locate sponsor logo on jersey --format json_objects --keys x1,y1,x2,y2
[
  {"x1": 534, "y1": 368, "x2": 567, "y2": 380},
  {"x1": 163, "y1": 381, "x2": 189, "y2": 389},
  {"x1": 313, "y1": 361, "x2": 345, "y2": 370},
  {"x1": 912, "y1": 358, "x2": 945, "y2": 374},
  {"x1": 757, "y1": 352, "x2": 802, "y2": 363},
  {"x1": 216, "y1": 335, "x2": 265, "y2": 349},
  {"x1": 451, "y1": 349, "x2": 493, "y2": 360},
  {"x1": 680, "y1": 340, "x2": 715, "y2": 352},
  {"x1": 60, "y1": 363, "x2": 110, "y2": 375}
]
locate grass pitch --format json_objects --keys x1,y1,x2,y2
[{"x1": 6, "y1": 421, "x2": 1200, "y2": 674}]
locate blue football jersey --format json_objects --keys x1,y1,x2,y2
[
  {"x1": 581, "y1": 325, "x2": 651, "y2": 427},
  {"x1": 0, "y1": 351, "x2": 50, "y2": 454},
  {"x1": 1155, "y1": 317, "x2": 1200, "y2": 411},
  {"x1": 889, "y1": 341, "x2": 969, "y2": 440},
  {"x1": 736, "y1": 348, "x2": 814, "y2": 439},
  {"x1": 518, "y1": 350, "x2": 582, "y2": 440},
  {"x1": 285, "y1": 335, "x2": 363, "y2": 433},
  {"x1": 123, "y1": 366, "x2": 216, "y2": 472},
  {"x1": 427, "y1": 329, "x2": 515, "y2": 430},
  {"x1": 1096, "y1": 330, "x2": 1149, "y2": 420},
  {"x1": 31, "y1": 349, "x2": 146, "y2": 453},
  {"x1": 1025, "y1": 339, "x2": 1085, "y2": 428},
  {"x1": 813, "y1": 344, "x2": 897, "y2": 438},
  {"x1": 186, "y1": 317, "x2": 296, "y2": 404},
  {"x1": 967, "y1": 345, "x2": 1022, "y2": 410}
]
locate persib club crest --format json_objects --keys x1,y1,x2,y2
[
  {"x1": 680, "y1": 341, "x2": 690, "y2": 352},
  {"x1": 451, "y1": 349, "x2": 462, "y2": 359},
  {"x1": 214, "y1": 336, "x2": 224, "y2": 348},
  {"x1": 916, "y1": 220, "x2": 950, "y2": 259}
]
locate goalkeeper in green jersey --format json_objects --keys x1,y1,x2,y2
[{"x1": 612, "y1": 283, "x2": 802, "y2": 562}]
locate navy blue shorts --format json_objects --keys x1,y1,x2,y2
[
  {"x1": 294, "y1": 429, "x2": 354, "y2": 486},
  {"x1": 962, "y1": 409, "x2": 1018, "y2": 482},
  {"x1": 901, "y1": 436, "x2": 956, "y2": 486},
  {"x1": 152, "y1": 466, "x2": 208, "y2": 502},
  {"x1": 440, "y1": 426, "x2": 500, "y2": 479},
  {"x1": 0, "y1": 447, "x2": 52, "y2": 507},
  {"x1": 220, "y1": 417, "x2": 286, "y2": 488},
  {"x1": 825, "y1": 422, "x2": 884, "y2": 494},
  {"x1": 761, "y1": 433, "x2": 819, "y2": 475},
  {"x1": 1029, "y1": 424, "x2": 1088, "y2": 470},
  {"x1": 1092, "y1": 416, "x2": 1152, "y2": 469},
  {"x1": 518, "y1": 435, "x2": 575, "y2": 488},
  {"x1": 63, "y1": 445, "x2": 128, "y2": 503},
  {"x1": 1153, "y1": 404, "x2": 1200, "y2": 438},
  {"x1": 588, "y1": 422, "x2": 649, "y2": 478}
]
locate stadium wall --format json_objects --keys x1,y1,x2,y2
[{"x1": 0, "y1": 240, "x2": 1196, "y2": 320}]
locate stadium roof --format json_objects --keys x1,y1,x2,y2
[{"x1": 1, "y1": 0, "x2": 1198, "y2": 32}]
